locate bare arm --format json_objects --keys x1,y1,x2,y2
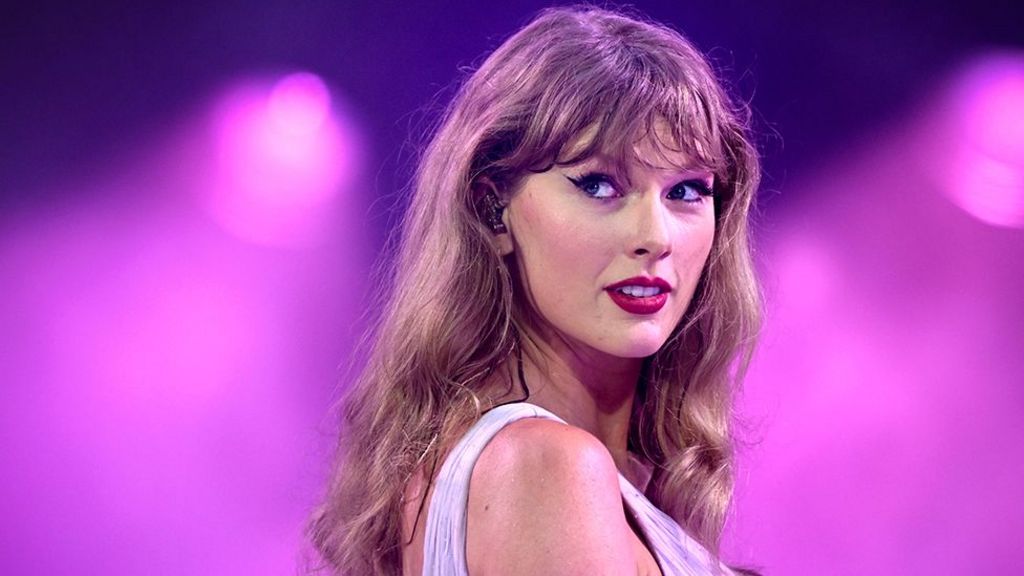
[{"x1": 465, "y1": 419, "x2": 640, "y2": 576}]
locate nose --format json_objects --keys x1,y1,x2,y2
[{"x1": 629, "y1": 193, "x2": 672, "y2": 259}]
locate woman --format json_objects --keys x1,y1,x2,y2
[{"x1": 310, "y1": 6, "x2": 761, "y2": 575}]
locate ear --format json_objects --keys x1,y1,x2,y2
[
  {"x1": 473, "y1": 177, "x2": 514, "y2": 256},
  {"x1": 495, "y1": 207, "x2": 514, "y2": 257}
]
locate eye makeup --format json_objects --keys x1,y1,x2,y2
[
  {"x1": 667, "y1": 179, "x2": 714, "y2": 203},
  {"x1": 566, "y1": 172, "x2": 620, "y2": 199},
  {"x1": 566, "y1": 169, "x2": 714, "y2": 203}
]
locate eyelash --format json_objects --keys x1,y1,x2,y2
[{"x1": 566, "y1": 172, "x2": 714, "y2": 203}]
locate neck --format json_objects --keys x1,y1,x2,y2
[{"x1": 513, "y1": 326, "x2": 644, "y2": 468}]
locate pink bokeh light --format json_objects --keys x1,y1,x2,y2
[
  {"x1": 938, "y1": 53, "x2": 1024, "y2": 228},
  {"x1": 207, "y1": 72, "x2": 362, "y2": 247},
  {"x1": 726, "y1": 51, "x2": 1024, "y2": 575},
  {"x1": 0, "y1": 76, "x2": 370, "y2": 575}
]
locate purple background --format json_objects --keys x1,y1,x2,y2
[{"x1": 2, "y1": 2, "x2": 1022, "y2": 574}]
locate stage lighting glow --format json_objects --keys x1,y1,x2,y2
[
  {"x1": 206, "y1": 72, "x2": 361, "y2": 247},
  {"x1": 775, "y1": 237, "x2": 837, "y2": 317},
  {"x1": 267, "y1": 72, "x2": 332, "y2": 135},
  {"x1": 944, "y1": 54, "x2": 1024, "y2": 228}
]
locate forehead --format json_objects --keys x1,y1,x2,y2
[{"x1": 559, "y1": 119, "x2": 714, "y2": 174}]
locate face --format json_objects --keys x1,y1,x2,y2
[{"x1": 501, "y1": 143, "x2": 716, "y2": 360}]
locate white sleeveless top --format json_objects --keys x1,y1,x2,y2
[{"x1": 422, "y1": 402, "x2": 734, "y2": 575}]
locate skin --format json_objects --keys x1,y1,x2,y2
[
  {"x1": 496, "y1": 142, "x2": 716, "y2": 467},
  {"x1": 402, "y1": 139, "x2": 716, "y2": 575}
]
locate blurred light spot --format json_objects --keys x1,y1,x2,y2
[
  {"x1": 207, "y1": 72, "x2": 362, "y2": 247},
  {"x1": 943, "y1": 54, "x2": 1024, "y2": 228},
  {"x1": 267, "y1": 72, "x2": 331, "y2": 135},
  {"x1": 776, "y1": 236, "x2": 837, "y2": 316}
]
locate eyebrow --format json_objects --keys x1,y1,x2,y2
[{"x1": 567, "y1": 155, "x2": 714, "y2": 185}]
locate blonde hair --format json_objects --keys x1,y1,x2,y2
[{"x1": 309, "y1": 6, "x2": 761, "y2": 575}]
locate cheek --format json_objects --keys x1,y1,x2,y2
[
  {"x1": 696, "y1": 221, "x2": 715, "y2": 262},
  {"x1": 673, "y1": 216, "x2": 716, "y2": 294},
  {"x1": 510, "y1": 197, "x2": 611, "y2": 309},
  {"x1": 690, "y1": 209, "x2": 716, "y2": 258},
  {"x1": 514, "y1": 195, "x2": 599, "y2": 266}
]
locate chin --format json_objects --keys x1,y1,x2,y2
[
  {"x1": 617, "y1": 342, "x2": 666, "y2": 359},
  {"x1": 600, "y1": 331, "x2": 671, "y2": 359}
]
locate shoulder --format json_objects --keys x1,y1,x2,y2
[
  {"x1": 475, "y1": 417, "x2": 616, "y2": 483},
  {"x1": 465, "y1": 417, "x2": 637, "y2": 575}
]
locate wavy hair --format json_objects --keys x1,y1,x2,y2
[{"x1": 309, "y1": 6, "x2": 761, "y2": 575}]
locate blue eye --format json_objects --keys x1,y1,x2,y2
[
  {"x1": 668, "y1": 180, "x2": 714, "y2": 203},
  {"x1": 567, "y1": 173, "x2": 619, "y2": 199}
]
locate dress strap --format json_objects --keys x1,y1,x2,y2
[{"x1": 617, "y1": 475, "x2": 724, "y2": 575}]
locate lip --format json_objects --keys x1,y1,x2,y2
[
  {"x1": 604, "y1": 276, "x2": 672, "y2": 315},
  {"x1": 605, "y1": 276, "x2": 672, "y2": 292}
]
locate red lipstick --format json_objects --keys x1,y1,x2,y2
[{"x1": 604, "y1": 277, "x2": 672, "y2": 315}]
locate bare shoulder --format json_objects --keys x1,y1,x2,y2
[
  {"x1": 465, "y1": 418, "x2": 637, "y2": 575},
  {"x1": 474, "y1": 418, "x2": 617, "y2": 483}
]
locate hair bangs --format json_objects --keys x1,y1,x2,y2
[
  {"x1": 482, "y1": 18, "x2": 731, "y2": 191},
  {"x1": 545, "y1": 63, "x2": 727, "y2": 184}
]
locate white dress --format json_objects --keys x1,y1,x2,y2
[{"x1": 421, "y1": 402, "x2": 735, "y2": 575}]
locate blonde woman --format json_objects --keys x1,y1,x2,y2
[{"x1": 311, "y1": 6, "x2": 761, "y2": 575}]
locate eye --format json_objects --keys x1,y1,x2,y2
[
  {"x1": 667, "y1": 179, "x2": 714, "y2": 203},
  {"x1": 566, "y1": 172, "x2": 619, "y2": 199}
]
